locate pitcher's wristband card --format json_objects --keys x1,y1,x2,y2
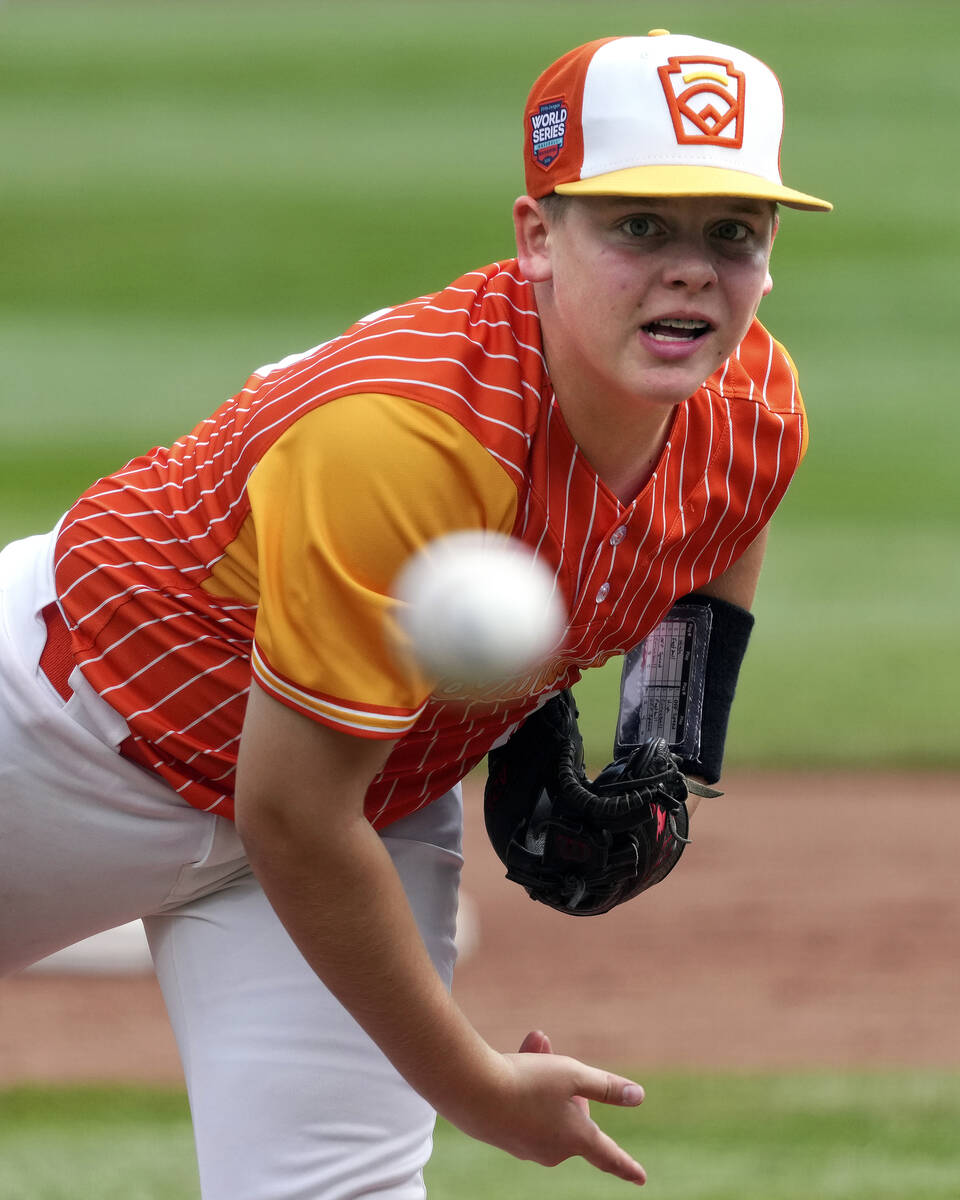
[{"x1": 614, "y1": 604, "x2": 712, "y2": 761}]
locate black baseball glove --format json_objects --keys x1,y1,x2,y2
[{"x1": 485, "y1": 690, "x2": 713, "y2": 916}]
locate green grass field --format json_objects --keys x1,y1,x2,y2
[
  {"x1": 2, "y1": 0, "x2": 957, "y2": 766},
  {"x1": 1, "y1": 3, "x2": 958, "y2": 1194},
  {"x1": 3, "y1": 1073, "x2": 960, "y2": 1199}
]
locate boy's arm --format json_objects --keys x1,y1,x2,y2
[
  {"x1": 234, "y1": 685, "x2": 647, "y2": 1184},
  {"x1": 684, "y1": 525, "x2": 769, "y2": 813},
  {"x1": 693, "y1": 525, "x2": 769, "y2": 609}
]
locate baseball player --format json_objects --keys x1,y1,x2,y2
[{"x1": 0, "y1": 31, "x2": 829, "y2": 1197}]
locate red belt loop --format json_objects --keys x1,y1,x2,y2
[{"x1": 39, "y1": 603, "x2": 75, "y2": 702}]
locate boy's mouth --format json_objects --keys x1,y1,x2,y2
[{"x1": 641, "y1": 317, "x2": 713, "y2": 342}]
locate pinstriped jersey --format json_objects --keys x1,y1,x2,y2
[{"x1": 53, "y1": 259, "x2": 807, "y2": 826}]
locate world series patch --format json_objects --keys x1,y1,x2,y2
[{"x1": 530, "y1": 98, "x2": 567, "y2": 168}]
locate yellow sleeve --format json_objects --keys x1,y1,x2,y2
[
  {"x1": 246, "y1": 393, "x2": 519, "y2": 736},
  {"x1": 798, "y1": 392, "x2": 809, "y2": 462}
]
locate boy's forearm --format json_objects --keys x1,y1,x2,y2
[
  {"x1": 237, "y1": 797, "x2": 502, "y2": 1121},
  {"x1": 234, "y1": 686, "x2": 497, "y2": 1115}
]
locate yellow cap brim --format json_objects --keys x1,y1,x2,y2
[{"x1": 554, "y1": 164, "x2": 832, "y2": 212}]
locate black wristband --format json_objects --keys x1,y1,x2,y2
[{"x1": 674, "y1": 592, "x2": 754, "y2": 783}]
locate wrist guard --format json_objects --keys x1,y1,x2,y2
[{"x1": 615, "y1": 594, "x2": 755, "y2": 783}]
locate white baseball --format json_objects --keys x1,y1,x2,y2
[{"x1": 393, "y1": 532, "x2": 566, "y2": 688}]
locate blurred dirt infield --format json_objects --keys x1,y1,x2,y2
[{"x1": 2, "y1": 772, "x2": 958, "y2": 1084}]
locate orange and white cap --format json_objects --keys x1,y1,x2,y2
[{"x1": 523, "y1": 31, "x2": 832, "y2": 211}]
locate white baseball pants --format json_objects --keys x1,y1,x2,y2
[{"x1": 0, "y1": 529, "x2": 464, "y2": 1199}]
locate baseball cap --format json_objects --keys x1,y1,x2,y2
[{"x1": 523, "y1": 30, "x2": 832, "y2": 211}]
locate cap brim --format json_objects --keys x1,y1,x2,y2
[{"x1": 554, "y1": 164, "x2": 832, "y2": 212}]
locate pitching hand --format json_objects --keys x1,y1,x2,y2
[{"x1": 457, "y1": 1030, "x2": 646, "y2": 1184}]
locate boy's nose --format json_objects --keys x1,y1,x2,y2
[{"x1": 662, "y1": 243, "x2": 718, "y2": 291}]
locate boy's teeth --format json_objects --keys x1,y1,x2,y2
[{"x1": 644, "y1": 317, "x2": 710, "y2": 341}]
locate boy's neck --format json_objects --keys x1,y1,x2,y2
[{"x1": 555, "y1": 385, "x2": 677, "y2": 505}]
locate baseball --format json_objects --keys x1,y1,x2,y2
[{"x1": 393, "y1": 532, "x2": 566, "y2": 688}]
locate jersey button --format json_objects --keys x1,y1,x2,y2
[
  {"x1": 595, "y1": 582, "x2": 611, "y2": 603},
  {"x1": 609, "y1": 526, "x2": 627, "y2": 546}
]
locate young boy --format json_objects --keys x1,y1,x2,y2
[{"x1": 0, "y1": 31, "x2": 829, "y2": 1197}]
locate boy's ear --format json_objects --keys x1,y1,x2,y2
[
  {"x1": 513, "y1": 195, "x2": 553, "y2": 283},
  {"x1": 763, "y1": 211, "x2": 780, "y2": 295}
]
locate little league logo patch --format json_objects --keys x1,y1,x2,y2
[
  {"x1": 657, "y1": 56, "x2": 745, "y2": 148},
  {"x1": 530, "y1": 98, "x2": 567, "y2": 169}
]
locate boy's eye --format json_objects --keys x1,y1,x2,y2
[
  {"x1": 622, "y1": 216, "x2": 659, "y2": 238},
  {"x1": 713, "y1": 221, "x2": 750, "y2": 242}
]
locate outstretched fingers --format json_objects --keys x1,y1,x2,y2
[
  {"x1": 573, "y1": 1062, "x2": 646, "y2": 1109},
  {"x1": 580, "y1": 1121, "x2": 648, "y2": 1185},
  {"x1": 569, "y1": 1062, "x2": 647, "y2": 1182}
]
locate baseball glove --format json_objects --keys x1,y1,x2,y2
[{"x1": 485, "y1": 690, "x2": 712, "y2": 916}]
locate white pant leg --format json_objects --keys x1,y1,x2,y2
[
  {"x1": 144, "y1": 788, "x2": 463, "y2": 1200},
  {"x1": 2, "y1": 528, "x2": 467, "y2": 1197},
  {"x1": 0, "y1": 531, "x2": 247, "y2": 975}
]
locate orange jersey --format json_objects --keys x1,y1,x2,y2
[{"x1": 53, "y1": 260, "x2": 807, "y2": 826}]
